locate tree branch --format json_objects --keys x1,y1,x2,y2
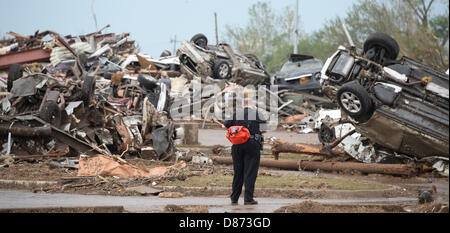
[{"x1": 404, "y1": 0, "x2": 425, "y2": 22}]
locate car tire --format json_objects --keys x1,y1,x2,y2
[
  {"x1": 160, "y1": 50, "x2": 172, "y2": 57},
  {"x1": 318, "y1": 124, "x2": 337, "y2": 144},
  {"x1": 363, "y1": 33, "x2": 400, "y2": 61},
  {"x1": 213, "y1": 59, "x2": 232, "y2": 79},
  {"x1": 138, "y1": 75, "x2": 158, "y2": 90},
  {"x1": 40, "y1": 101, "x2": 62, "y2": 127},
  {"x1": 337, "y1": 82, "x2": 374, "y2": 123},
  {"x1": 82, "y1": 76, "x2": 96, "y2": 104},
  {"x1": 7, "y1": 64, "x2": 24, "y2": 92},
  {"x1": 190, "y1": 34, "x2": 208, "y2": 48}
]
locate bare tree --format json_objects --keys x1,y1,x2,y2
[
  {"x1": 225, "y1": 0, "x2": 448, "y2": 71},
  {"x1": 403, "y1": 0, "x2": 435, "y2": 27},
  {"x1": 316, "y1": 0, "x2": 447, "y2": 69},
  {"x1": 224, "y1": 1, "x2": 297, "y2": 73}
]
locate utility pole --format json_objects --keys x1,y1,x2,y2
[
  {"x1": 294, "y1": 0, "x2": 299, "y2": 54},
  {"x1": 91, "y1": 0, "x2": 98, "y2": 32},
  {"x1": 214, "y1": 12, "x2": 219, "y2": 46},
  {"x1": 170, "y1": 35, "x2": 181, "y2": 55}
]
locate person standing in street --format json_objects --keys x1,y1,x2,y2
[{"x1": 223, "y1": 95, "x2": 267, "y2": 205}]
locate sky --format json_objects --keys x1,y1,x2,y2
[{"x1": 0, "y1": 0, "x2": 440, "y2": 57}]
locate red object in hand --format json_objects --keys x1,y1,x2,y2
[{"x1": 226, "y1": 126, "x2": 251, "y2": 145}]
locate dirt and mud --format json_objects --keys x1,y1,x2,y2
[
  {"x1": 0, "y1": 156, "x2": 447, "y2": 201},
  {"x1": 274, "y1": 200, "x2": 449, "y2": 213},
  {"x1": 0, "y1": 132, "x2": 448, "y2": 213},
  {"x1": 0, "y1": 159, "x2": 392, "y2": 198}
]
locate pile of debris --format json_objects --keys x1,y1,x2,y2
[
  {"x1": 2, "y1": 29, "x2": 447, "y2": 179},
  {"x1": 2, "y1": 29, "x2": 312, "y2": 162},
  {"x1": 168, "y1": 33, "x2": 333, "y2": 131},
  {"x1": 0, "y1": 28, "x2": 177, "y2": 163}
]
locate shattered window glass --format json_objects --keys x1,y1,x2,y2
[{"x1": 281, "y1": 59, "x2": 323, "y2": 72}]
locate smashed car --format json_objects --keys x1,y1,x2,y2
[
  {"x1": 319, "y1": 32, "x2": 449, "y2": 163},
  {"x1": 273, "y1": 54, "x2": 323, "y2": 93},
  {"x1": 176, "y1": 33, "x2": 270, "y2": 86},
  {"x1": 121, "y1": 53, "x2": 181, "y2": 78},
  {"x1": 271, "y1": 54, "x2": 335, "y2": 116}
]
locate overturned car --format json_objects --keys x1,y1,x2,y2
[
  {"x1": 319, "y1": 33, "x2": 449, "y2": 163},
  {"x1": 176, "y1": 34, "x2": 270, "y2": 86}
]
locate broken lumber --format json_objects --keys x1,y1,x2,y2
[
  {"x1": 0, "y1": 146, "x2": 69, "y2": 161},
  {"x1": 37, "y1": 183, "x2": 94, "y2": 193},
  {"x1": 328, "y1": 129, "x2": 356, "y2": 149},
  {"x1": 211, "y1": 156, "x2": 417, "y2": 176},
  {"x1": 271, "y1": 139, "x2": 346, "y2": 160},
  {"x1": 297, "y1": 161, "x2": 417, "y2": 176},
  {"x1": 10, "y1": 154, "x2": 66, "y2": 160},
  {"x1": 283, "y1": 114, "x2": 309, "y2": 124},
  {"x1": 38, "y1": 185, "x2": 64, "y2": 192},
  {"x1": 70, "y1": 183, "x2": 94, "y2": 188},
  {"x1": 0, "y1": 124, "x2": 51, "y2": 137},
  {"x1": 103, "y1": 106, "x2": 123, "y2": 116}
]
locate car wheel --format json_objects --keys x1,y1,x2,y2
[
  {"x1": 363, "y1": 33, "x2": 400, "y2": 62},
  {"x1": 160, "y1": 50, "x2": 172, "y2": 57},
  {"x1": 138, "y1": 74, "x2": 158, "y2": 90},
  {"x1": 337, "y1": 82, "x2": 374, "y2": 123},
  {"x1": 213, "y1": 59, "x2": 232, "y2": 79},
  {"x1": 82, "y1": 76, "x2": 96, "y2": 104},
  {"x1": 318, "y1": 124, "x2": 336, "y2": 144},
  {"x1": 40, "y1": 101, "x2": 62, "y2": 127},
  {"x1": 7, "y1": 64, "x2": 24, "y2": 92},
  {"x1": 190, "y1": 34, "x2": 208, "y2": 48}
]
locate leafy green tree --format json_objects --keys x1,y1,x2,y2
[
  {"x1": 430, "y1": 14, "x2": 449, "y2": 47},
  {"x1": 305, "y1": 0, "x2": 448, "y2": 70},
  {"x1": 224, "y1": 1, "x2": 298, "y2": 73},
  {"x1": 261, "y1": 34, "x2": 294, "y2": 73},
  {"x1": 297, "y1": 31, "x2": 340, "y2": 62},
  {"x1": 224, "y1": 1, "x2": 278, "y2": 56},
  {"x1": 225, "y1": 0, "x2": 448, "y2": 73}
]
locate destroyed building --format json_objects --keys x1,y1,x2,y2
[{"x1": 0, "y1": 28, "x2": 176, "y2": 162}]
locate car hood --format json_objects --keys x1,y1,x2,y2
[{"x1": 275, "y1": 68, "x2": 322, "y2": 79}]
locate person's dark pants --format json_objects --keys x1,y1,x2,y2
[{"x1": 230, "y1": 139, "x2": 261, "y2": 202}]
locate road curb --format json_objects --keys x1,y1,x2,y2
[
  {"x1": 0, "y1": 179, "x2": 58, "y2": 189},
  {"x1": 0, "y1": 206, "x2": 125, "y2": 213}
]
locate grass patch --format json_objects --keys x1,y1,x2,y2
[{"x1": 162, "y1": 171, "x2": 389, "y2": 191}]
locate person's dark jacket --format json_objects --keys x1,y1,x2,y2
[{"x1": 223, "y1": 107, "x2": 267, "y2": 135}]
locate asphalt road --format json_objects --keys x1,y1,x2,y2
[{"x1": 0, "y1": 189, "x2": 417, "y2": 213}]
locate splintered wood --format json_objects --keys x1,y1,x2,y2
[
  {"x1": 270, "y1": 139, "x2": 346, "y2": 160},
  {"x1": 211, "y1": 156, "x2": 417, "y2": 176}
]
